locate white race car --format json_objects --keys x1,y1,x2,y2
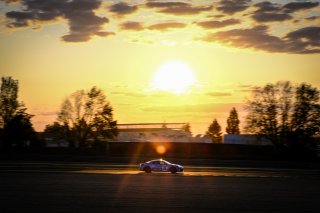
[{"x1": 139, "y1": 159, "x2": 183, "y2": 174}]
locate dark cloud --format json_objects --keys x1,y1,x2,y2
[
  {"x1": 283, "y1": 2, "x2": 319, "y2": 12},
  {"x1": 286, "y1": 27, "x2": 320, "y2": 44},
  {"x1": 146, "y1": 1, "x2": 212, "y2": 15},
  {"x1": 6, "y1": 11, "x2": 33, "y2": 27},
  {"x1": 217, "y1": 0, "x2": 251, "y2": 15},
  {"x1": 109, "y1": 2, "x2": 138, "y2": 16},
  {"x1": 120, "y1": 21, "x2": 144, "y2": 31},
  {"x1": 200, "y1": 25, "x2": 320, "y2": 54},
  {"x1": 1, "y1": 0, "x2": 20, "y2": 3},
  {"x1": 147, "y1": 22, "x2": 186, "y2": 31},
  {"x1": 305, "y1": 16, "x2": 320, "y2": 21},
  {"x1": 4, "y1": 0, "x2": 109, "y2": 42},
  {"x1": 196, "y1": 19, "x2": 240, "y2": 29},
  {"x1": 254, "y1": 1, "x2": 281, "y2": 13},
  {"x1": 157, "y1": 5, "x2": 212, "y2": 15},
  {"x1": 252, "y1": 1, "x2": 319, "y2": 23},
  {"x1": 252, "y1": 11, "x2": 292, "y2": 22},
  {"x1": 95, "y1": 31, "x2": 115, "y2": 37},
  {"x1": 252, "y1": 1, "x2": 291, "y2": 23},
  {"x1": 146, "y1": 2, "x2": 190, "y2": 8}
]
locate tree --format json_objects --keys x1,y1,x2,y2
[
  {"x1": 56, "y1": 86, "x2": 117, "y2": 148},
  {"x1": 291, "y1": 83, "x2": 320, "y2": 145},
  {"x1": 0, "y1": 76, "x2": 36, "y2": 147},
  {"x1": 226, "y1": 107, "x2": 240, "y2": 134},
  {"x1": 206, "y1": 119, "x2": 222, "y2": 143},
  {"x1": 244, "y1": 81, "x2": 319, "y2": 149},
  {"x1": 43, "y1": 122, "x2": 74, "y2": 147},
  {"x1": 245, "y1": 83, "x2": 279, "y2": 145},
  {"x1": 181, "y1": 123, "x2": 191, "y2": 134},
  {"x1": 0, "y1": 76, "x2": 19, "y2": 127}
]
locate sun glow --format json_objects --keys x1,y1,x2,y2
[
  {"x1": 152, "y1": 60, "x2": 196, "y2": 94},
  {"x1": 156, "y1": 145, "x2": 167, "y2": 155}
]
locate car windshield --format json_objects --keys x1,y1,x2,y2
[
  {"x1": 161, "y1": 160, "x2": 171, "y2": 164},
  {"x1": 146, "y1": 159, "x2": 171, "y2": 164}
]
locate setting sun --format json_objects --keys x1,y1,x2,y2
[{"x1": 151, "y1": 61, "x2": 196, "y2": 94}]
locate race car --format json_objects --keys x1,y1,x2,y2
[{"x1": 139, "y1": 159, "x2": 183, "y2": 174}]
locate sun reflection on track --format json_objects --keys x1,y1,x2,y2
[{"x1": 76, "y1": 169, "x2": 295, "y2": 178}]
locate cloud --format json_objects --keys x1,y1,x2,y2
[
  {"x1": 157, "y1": 5, "x2": 212, "y2": 15},
  {"x1": 196, "y1": 18, "x2": 240, "y2": 29},
  {"x1": 146, "y1": 1, "x2": 212, "y2": 15},
  {"x1": 111, "y1": 91, "x2": 146, "y2": 98},
  {"x1": 147, "y1": 22, "x2": 186, "y2": 31},
  {"x1": 206, "y1": 92, "x2": 232, "y2": 97},
  {"x1": 252, "y1": 2, "x2": 292, "y2": 23},
  {"x1": 252, "y1": 1, "x2": 319, "y2": 23},
  {"x1": 6, "y1": 11, "x2": 33, "y2": 27},
  {"x1": 305, "y1": 16, "x2": 320, "y2": 21},
  {"x1": 4, "y1": 0, "x2": 109, "y2": 42},
  {"x1": 1, "y1": 0, "x2": 19, "y2": 3},
  {"x1": 217, "y1": 0, "x2": 251, "y2": 15},
  {"x1": 109, "y1": 2, "x2": 138, "y2": 16},
  {"x1": 146, "y1": 2, "x2": 190, "y2": 8},
  {"x1": 252, "y1": 11, "x2": 292, "y2": 23},
  {"x1": 120, "y1": 21, "x2": 144, "y2": 31},
  {"x1": 285, "y1": 26, "x2": 320, "y2": 53},
  {"x1": 283, "y1": 2, "x2": 319, "y2": 12},
  {"x1": 237, "y1": 84, "x2": 255, "y2": 92},
  {"x1": 141, "y1": 103, "x2": 243, "y2": 113},
  {"x1": 200, "y1": 25, "x2": 320, "y2": 54},
  {"x1": 254, "y1": 1, "x2": 281, "y2": 13}
]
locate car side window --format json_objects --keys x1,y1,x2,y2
[{"x1": 153, "y1": 161, "x2": 159, "y2": 164}]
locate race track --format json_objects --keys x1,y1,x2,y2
[{"x1": 0, "y1": 162, "x2": 319, "y2": 213}]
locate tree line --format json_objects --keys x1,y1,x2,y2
[
  {"x1": 206, "y1": 81, "x2": 320, "y2": 154},
  {"x1": 1, "y1": 76, "x2": 319, "y2": 154}
]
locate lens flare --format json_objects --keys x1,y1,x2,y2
[{"x1": 156, "y1": 145, "x2": 166, "y2": 155}]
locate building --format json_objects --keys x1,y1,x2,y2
[
  {"x1": 116, "y1": 123, "x2": 195, "y2": 142},
  {"x1": 223, "y1": 134, "x2": 272, "y2": 145}
]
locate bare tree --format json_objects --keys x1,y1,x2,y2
[
  {"x1": 57, "y1": 86, "x2": 117, "y2": 148},
  {"x1": 291, "y1": 83, "x2": 320, "y2": 144},
  {"x1": 245, "y1": 81, "x2": 319, "y2": 149},
  {"x1": 245, "y1": 83, "x2": 279, "y2": 144}
]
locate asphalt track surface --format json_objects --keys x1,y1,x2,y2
[{"x1": 0, "y1": 162, "x2": 320, "y2": 213}]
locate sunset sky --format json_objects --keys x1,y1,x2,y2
[{"x1": 0, "y1": 0, "x2": 319, "y2": 135}]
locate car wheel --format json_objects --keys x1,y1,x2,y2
[
  {"x1": 144, "y1": 166, "x2": 151, "y2": 173},
  {"x1": 170, "y1": 167, "x2": 177, "y2": 174}
]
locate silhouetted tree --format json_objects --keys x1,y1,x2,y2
[
  {"x1": 56, "y1": 86, "x2": 117, "y2": 148},
  {"x1": 0, "y1": 76, "x2": 36, "y2": 147},
  {"x1": 245, "y1": 81, "x2": 319, "y2": 149},
  {"x1": 291, "y1": 83, "x2": 320, "y2": 146},
  {"x1": 182, "y1": 123, "x2": 192, "y2": 134},
  {"x1": 245, "y1": 83, "x2": 279, "y2": 145},
  {"x1": 0, "y1": 76, "x2": 19, "y2": 127},
  {"x1": 206, "y1": 119, "x2": 222, "y2": 143},
  {"x1": 44, "y1": 122, "x2": 75, "y2": 147},
  {"x1": 2, "y1": 110, "x2": 35, "y2": 147},
  {"x1": 226, "y1": 107, "x2": 240, "y2": 134}
]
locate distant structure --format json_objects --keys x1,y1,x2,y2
[
  {"x1": 116, "y1": 123, "x2": 196, "y2": 142},
  {"x1": 223, "y1": 134, "x2": 272, "y2": 146},
  {"x1": 41, "y1": 123, "x2": 275, "y2": 146}
]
